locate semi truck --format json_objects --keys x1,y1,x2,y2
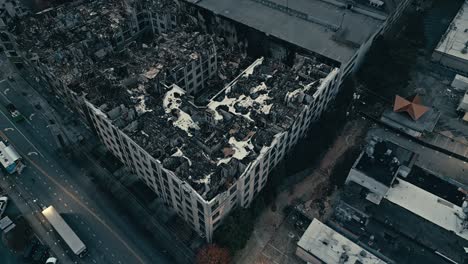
[{"x1": 41, "y1": 206, "x2": 87, "y2": 257}]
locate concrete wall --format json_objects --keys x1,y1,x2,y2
[
  {"x1": 432, "y1": 50, "x2": 468, "y2": 75},
  {"x1": 295, "y1": 246, "x2": 323, "y2": 264}
]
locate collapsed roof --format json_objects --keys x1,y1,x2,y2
[
  {"x1": 11, "y1": 0, "x2": 337, "y2": 200},
  {"x1": 122, "y1": 56, "x2": 336, "y2": 199}
]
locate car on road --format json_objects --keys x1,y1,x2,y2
[
  {"x1": 5, "y1": 103, "x2": 24, "y2": 122},
  {"x1": 0, "y1": 196, "x2": 8, "y2": 217}
]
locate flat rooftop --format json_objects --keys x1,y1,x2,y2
[
  {"x1": 385, "y1": 178, "x2": 468, "y2": 241},
  {"x1": 191, "y1": 0, "x2": 387, "y2": 64},
  {"x1": 297, "y1": 218, "x2": 386, "y2": 264},
  {"x1": 356, "y1": 138, "x2": 414, "y2": 186},
  {"x1": 367, "y1": 127, "x2": 468, "y2": 189},
  {"x1": 337, "y1": 182, "x2": 468, "y2": 264},
  {"x1": 434, "y1": 0, "x2": 468, "y2": 62}
]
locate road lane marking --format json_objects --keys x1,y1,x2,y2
[
  {"x1": 0, "y1": 115, "x2": 44, "y2": 158},
  {"x1": 23, "y1": 158, "x2": 146, "y2": 264}
]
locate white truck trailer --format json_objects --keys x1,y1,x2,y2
[{"x1": 42, "y1": 206, "x2": 87, "y2": 257}]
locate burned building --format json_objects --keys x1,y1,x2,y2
[
  {"x1": 2, "y1": 0, "x2": 341, "y2": 241},
  {"x1": 86, "y1": 56, "x2": 339, "y2": 241},
  {"x1": 7, "y1": 0, "x2": 200, "y2": 118}
]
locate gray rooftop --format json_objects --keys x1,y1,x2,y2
[
  {"x1": 192, "y1": 0, "x2": 386, "y2": 64},
  {"x1": 336, "y1": 182, "x2": 468, "y2": 264},
  {"x1": 434, "y1": 0, "x2": 468, "y2": 63}
]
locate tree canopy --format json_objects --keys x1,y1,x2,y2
[{"x1": 196, "y1": 244, "x2": 231, "y2": 264}]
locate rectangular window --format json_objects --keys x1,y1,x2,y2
[
  {"x1": 229, "y1": 185, "x2": 237, "y2": 195},
  {"x1": 212, "y1": 211, "x2": 220, "y2": 220},
  {"x1": 197, "y1": 201, "x2": 204, "y2": 212},
  {"x1": 211, "y1": 201, "x2": 219, "y2": 211},
  {"x1": 244, "y1": 175, "x2": 250, "y2": 184}
]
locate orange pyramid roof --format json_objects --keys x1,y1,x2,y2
[{"x1": 393, "y1": 95, "x2": 429, "y2": 121}]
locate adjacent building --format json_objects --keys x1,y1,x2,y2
[
  {"x1": 432, "y1": 0, "x2": 468, "y2": 74},
  {"x1": 183, "y1": 0, "x2": 413, "y2": 90},
  {"x1": 326, "y1": 135, "x2": 468, "y2": 264}
]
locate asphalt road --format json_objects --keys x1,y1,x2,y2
[{"x1": 0, "y1": 77, "x2": 171, "y2": 263}]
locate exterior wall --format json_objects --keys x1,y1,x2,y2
[
  {"x1": 147, "y1": 11, "x2": 178, "y2": 35},
  {"x1": 172, "y1": 46, "x2": 218, "y2": 95},
  {"x1": 85, "y1": 67, "x2": 339, "y2": 242},
  {"x1": 338, "y1": 0, "x2": 413, "y2": 85},
  {"x1": 295, "y1": 246, "x2": 322, "y2": 264},
  {"x1": 345, "y1": 152, "x2": 391, "y2": 198},
  {"x1": 346, "y1": 168, "x2": 389, "y2": 197},
  {"x1": 432, "y1": 50, "x2": 468, "y2": 75}
]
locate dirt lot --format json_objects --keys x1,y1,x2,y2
[{"x1": 234, "y1": 118, "x2": 369, "y2": 264}]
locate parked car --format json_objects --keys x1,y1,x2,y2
[
  {"x1": 5, "y1": 103, "x2": 24, "y2": 122},
  {"x1": 0, "y1": 196, "x2": 8, "y2": 217}
]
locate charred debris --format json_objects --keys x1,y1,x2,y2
[{"x1": 12, "y1": 0, "x2": 334, "y2": 200}]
